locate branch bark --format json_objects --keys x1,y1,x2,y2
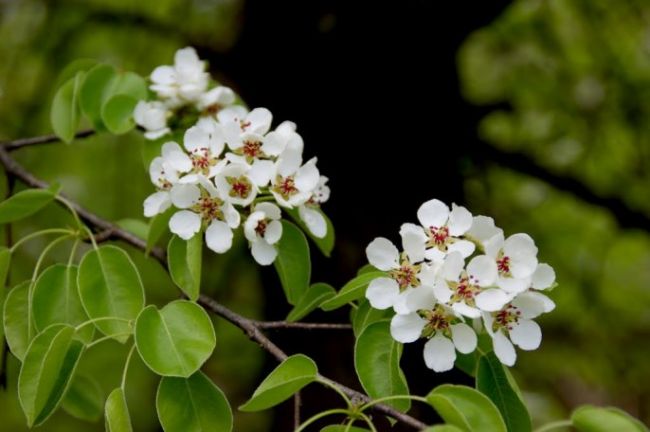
[{"x1": 0, "y1": 144, "x2": 426, "y2": 430}]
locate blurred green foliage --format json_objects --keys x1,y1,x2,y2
[{"x1": 459, "y1": 0, "x2": 650, "y2": 426}]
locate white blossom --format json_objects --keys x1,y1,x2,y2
[
  {"x1": 134, "y1": 101, "x2": 170, "y2": 140},
  {"x1": 244, "y1": 203, "x2": 283, "y2": 265},
  {"x1": 416, "y1": 199, "x2": 476, "y2": 262},
  {"x1": 150, "y1": 47, "x2": 209, "y2": 104},
  {"x1": 485, "y1": 233, "x2": 539, "y2": 294}
]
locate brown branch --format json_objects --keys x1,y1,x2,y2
[
  {"x1": 294, "y1": 392, "x2": 301, "y2": 430},
  {"x1": 255, "y1": 321, "x2": 352, "y2": 330},
  {"x1": 0, "y1": 129, "x2": 95, "y2": 151},
  {"x1": 0, "y1": 143, "x2": 427, "y2": 430}
]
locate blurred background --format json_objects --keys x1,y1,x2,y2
[{"x1": 1, "y1": 0, "x2": 649, "y2": 430}]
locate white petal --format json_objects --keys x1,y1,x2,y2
[
  {"x1": 246, "y1": 107, "x2": 273, "y2": 135},
  {"x1": 298, "y1": 205, "x2": 326, "y2": 238},
  {"x1": 143, "y1": 191, "x2": 171, "y2": 217},
  {"x1": 484, "y1": 232, "x2": 505, "y2": 258},
  {"x1": 423, "y1": 334, "x2": 456, "y2": 372},
  {"x1": 365, "y1": 238, "x2": 399, "y2": 271},
  {"x1": 205, "y1": 220, "x2": 233, "y2": 253},
  {"x1": 467, "y1": 215, "x2": 503, "y2": 243},
  {"x1": 451, "y1": 302, "x2": 481, "y2": 319},
  {"x1": 169, "y1": 210, "x2": 201, "y2": 240},
  {"x1": 509, "y1": 319, "x2": 541, "y2": 351},
  {"x1": 450, "y1": 323, "x2": 477, "y2": 354},
  {"x1": 497, "y1": 276, "x2": 531, "y2": 294},
  {"x1": 417, "y1": 199, "x2": 449, "y2": 229},
  {"x1": 418, "y1": 262, "x2": 439, "y2": 287},
  {"x1": 170, "y1": 183, "x2": 200, "y2": 209},
  {"x1": 433, "y1": 279, "x2": 453, "y2": 303},
  {"x1": 440, "y1": 252, "x2": 464, "y2": 280},
  {"x1": 295, "y1": 158, "x2": 319, "y2": 192},
  {"x1": 151, "y1": 65, "x2": 175, "y2": 85},
  {"x1": 276, "y1": 149, "x2": 302, "y2": 177},
  {"x1": 392, "y1": 290, "x2": 412, "y2": 315},
  {"x1": 249, "y1": 159, "x2": 275, "y2": 187},
  {"x1": 399, "y1": 223, "x2": 426, "y2": 263},
  {"x1": 511, "y1": 292, "x2": 555, "y2": 319},
  {"x1": 255, "y1": 202, "x2": 282, "y2": 220},
  {"x1": 223, "y1": 202, "x2": 241, "y2": 228},
  {"x1": 448, "y1": 239, "x2": 476, "y2": 258},
  {"x1": 531, "y1": 263, "x2": 556, "y2": 290},
  {"x1": 184, "y1": 125, "x2": 210, "y2": 153},
  {"x1": 404, "y1": 285, "x2": 436, "y2": 312},
  {"x1": 493, "y1": 331, "x2": 517, "y2": 366},
  {"x1": 264, "y1": 220, "x2": 283, "y2": 244},
  {"x1": 475, "y1": 289, "x2": 511, "y2": 312},
  {"x1": 504, "y1": 234, "x2": 538, "y2": 278},
  {"x1": 448, "y1": 204, "x2": 473, "y2": 236},
  {"x1": 366, "y1": 277, "x2": 400, "y2": 310},
  {"x1": 198, "y1": 86, "x2": 235, "y2": 109},
  {"x1": 244, "y1": 211, "x2": 265, "y2": 242},
  {"x1": 467, "y1": 255, "x2": 498, "y2": 286},
  {"x1": 390, "y1": 313, "x2": 426, "y2": 343},
  {"x1": 251, "y1": 240, "x2": 278, "y2": 266}
]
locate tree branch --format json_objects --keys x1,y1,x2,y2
[
  {"x1": 254, "y1": 321, "x2": 352, "y2": 330},
  {"x1": 0, "y1": 144, "x2": 426, "y2": 430},
  {"x1": 0, "y1": 129, "x2": 94, "y2": 151}
]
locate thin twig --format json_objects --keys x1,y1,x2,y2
[
  {"x1": 0, "y1": 143, "x2": 426, "y2": 430},
  {"x1": 294, "y1": 392, "x2": 301, "y2": 430},
  {"x1": 0, "y1": 129, "x2": 95, "y2": 151},
  {"x1": 255, "y1": 321, "x2": 352, "y2": 330}
]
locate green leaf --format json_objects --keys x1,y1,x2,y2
[
  {"x1": 421, "y1": 426, "x2": 465, "y2": 432},
  {"x1": 51, "y1": 71, "x2": 84, "y2": 143},
  {"x1": 240, "y1": 354, "x2": 318, "y2": 412},
  {"x1": 320, "y1": 272, "x2": 385, "y2": 311},
  {"x1": 285, "y1": 207, "x2": 335, "y2": 257},
  {"x1": 0, "y1": 185, "x2": 60, "y2": 224},
  {"x1": 18, "y1": 324, "x2": 84, "y2": 427},
  {"x1": 147, "y1": 207, "x2": 173, "y2": 253},
  {"x1": 3, "y1": 281, "x2": 31, "y2": 361},
  {"x1": 571, "y1": 405, "x2": 648, "y2": 432},
  {"x1": 0, "y1": 245, "x2": 11, "y2": 286},
  {"x1": 168, "y1": 235, "x2": 203, "y2": 301},
  {"x1": 274, "y1": 220, "x2": 311, "y2": 305},
  {"x1": 352, "y1": 299, "x2": 392, "y2": 337},
  {"x1": 32, "y1": 264, "x2": 93, "y2": 343},
  {"x1": 427, "y1": 384, "x2": 507, "y2": 432},
  {"x1": 105, "y1": 388, "x2": 133, "y2": 432},
  {"x1": 356, "y1": 264, "x2": 379, "y2": 276},
  {"x1": 77, "y1": 245, "x2": 145, "y2": 343},
  {"x1": 108, "y1": 71, "x2": 148, "y2": 101},
  {"x1": 79, "y1": 63, "x2": 117, "y2": 129},
  {"x1": 476, "y1": 352, "x2": 531, "y2": 432},
  {"x1": 55, "y1": 59, "x2": 98, "y2": 88},
  {"x1": 0, "y1": 246, "x2": 10, "y2": 372},
  {"x1": 157, "y1": 371, "x2": 233, "y2": 432},
  {"x1": 321, "y1": 426, "x2": 370, "y2": 432},
  {"x1": 116, "y1": 218, "x2": 149, "y2": 240},
  {"x1": 354, "y1": 320, "x2": 410, "y2": 412},
  {"x1": 286, "y1": 282, "x2": 336, "y2": 322},
  {"x1": 134, "y1": 300, "x2": 216, "y2": 377},
  {"x1": 102, "y1": 94, "x2": 140, "y2": 134},
  {"x1": 61, "y1": 373, "x2": 104, "y2": 422}
]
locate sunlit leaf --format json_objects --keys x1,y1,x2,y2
[
  {"x1": 427, "y1": 384, "x2": 507, "y2": 432},
  {"x1": 168, "y1": 235, "x2": 202, "y2": 301},
  {"x1": 51, "y1": 71, "x2": 84, "y2": 143},
  {"x1": 61, "y1": 373, "x2": 104, "y2": 422},
  {"x1": 105, "y1": 388, "x2": 133, "y2": 432},
  {"x1": 274, "y1": 220, "x2": 311, "y2": 305},
  {"x1": 320, "y1": 272, "x2": 385, "y2": 311},
  {"x1": 0, "y1": 185, "x2": 60, "y2": 225}
]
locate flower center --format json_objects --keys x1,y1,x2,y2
[
  {"x1": 419, "y1": 305, "x2": 455, "y2": 338},
  {"x1": 388, "y1": 255, "x2": 420, "y2": 291},
  {"x1": 255, "y1": 219, "x2": 268, "y2": 237},
  {"x1": 448, "y1": 274, "x2": 480, "y2": 306},
  {"x1": 492, "y1": 304, "x2": 521, "y2": 332},
  {"x1": 497, "y1": 254, "x2": 511, "y2": 276},
  {"x1": 190, "y1": 148, "x2": 218, "y2": 176},
  {"x1": 192, "y1": 193, "x2": 224, "y2": 222},
  {"x1": 427, "y1": 226, "x2": 450, "y2": 250},
  {"x1": 239, "y1": 119, "x2": 251, "y2": 132},
  {"x1": 237, "y1": 140, "x2": 265, "y2": 163},
  {"x1": 273, "y1": 175, "x2": 298, "y2": 200},
  {"x1": 226, "y1": 175, "x2": 253, "y2": 199}
]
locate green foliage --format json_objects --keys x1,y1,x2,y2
[
  {"x1": 320, "y1": 272, "x2": 384, "y2": 311},
  {"x1": 285, "y1": 207, "x2": 335, "y2": 256},
  {"x1": 273, "y1": 220, "x2": 311, "y2": 305},
  {"x1": 351, "y1": 299, "x2": 392, "y2": 337},
  {"x1": 77, "y1": 245, "x2": 145, "y2": 343},
  {"x1": 167, "y1": 235, "x2": 202, "y2": 301},
  {"x1": 476, "y1": 352, "x2": 531, "y2": 432},
  {"x1": 286, "y1": 282, "x2": 336, "y2": 322},
  {"x1": 156, "y1": 371, "x2": 233, "y2": 432},
  {"x1": 571, "y1": 406, "x2": 649, "y2": 432},
  {"x1": 101, "y1": 94, "x2": 140, "y2": 135},
  {"x1": 427, "y1": 384, "x2": 507, "y2": 432},
  {"x1": 240, "y1": 354, "x2": 318, "y2": 412},
  {"x1": 353, "y1": 320, "x2": 410, "y2": 412},
  {"x1": 61, "y1": 374, "x2": 104, "y2": 422},
  {"x1": 0, "y1": 185, "x2": 60, "y2": 224},
  {"x1": 18, "y1": 324, "x2": 84, "y2": 427},
  {"x1": 3, "y1": 281, "x2": 31, "y2": 361},
  {"x1": 105, "y1": 388, "x2": 133, "y2": 432},
  {"x1": 321, "y1": 426, "x2": 370, "y2": 432},
  {"x1": 51, "y1": 72, "x2": 84, "y2": 143},
  {"x1": 134, "y1": 300, "x2": 216, "y2": 377}
]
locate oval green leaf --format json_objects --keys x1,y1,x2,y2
[
  {"x1": 427, "y1": 384, "x2": 507, "y2": 432},
  {"x1": 33, "y1": 264, "x2": 93, "y2": 343},
  {"x1": 285, "y1": 207, "x2": 335, "y2": 257},
  {"x1": 18, "y1": 324, "x2": 84, "y2": 427},
  {"x1": 274, "y1": 220, "x2": 311, "y2": 305},
  {"x1": 476, "y1": 352, "x2": 531, "y2": 432},
  {"x1": 286, "y1": 282, "x2": 336, "y2": 322},
  {"x1": 135, "y1": 300, "x2": 216, "y2": 377},
  {"x1": 61, "y1": 373, "x2": 104, "y2": 422},
  {"x1": 0, "y1": 186, "x2": 59, "y2": 225},
  {"x1": 157, "y1": 371, "x2": 233, "y2": 432},
  {"x1": 102, "y1": 94, "x2": 139, "y2": 135},
  {"x1": 51, "y1": 71, "x2": 84, "y2": 143},
  {"x1": 320, "y1": 272, "x2": 385, "y2": 311},
  {"x1": 77, "y1": 245, "x2": 145, "y2": 343},
  {"x1": 3, "y1": 281, "x2": 31, "y2": 361},
  {"x1": 147, "y1": 207, "x2": 173, "y2": 253},
  {"x1": 571, "y1": 405, "x2": 648, "y2": 432},
  {"x1": 421, "y1": 426, "x2": 465, "y2": 432},
  {"x1": 80, "y1": 63, "x2": 117, "y2": 129},
  {"x1": 354, "y1": 320, "x2": 410, "y2": 413},
  {"x1": 321, "y1": 426, "x2": 370, "y2": 432},
  {"x1": 352, "y1": 299, "x2": 392, "y2": 337},
  {"x1": 105, "y1": 388, "x2": 133, "y2": 432},
  {"x1": 168, "y1": 234, "x2": 203, "y2": 301},
  {"x1": 240, "y1": 354, "x2": 318, "y2": 412}
]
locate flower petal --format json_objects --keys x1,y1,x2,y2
[
  {"x1": 366, "y1": 277, "x2": 399, "y2": 310},
  {"x1": 405, "y1": 285, "x2": 436, "y2": 312},
  {"x1": 298, "y1": 205, "x2": 327, "y2": 238},
  {"x1": 467, "y1": 255, "x2": 498, "y2": 286},
  {"x1": 531, "y1": 263, "x2": 556, "y2": 290},
  {"x1": 390, "y1": 313, "x2": 426, "y2": 343},
  {"x1": 169, "y1": 210, "x2": 201, "y2": 240},
  {"x1": 493, "y1": 331, "x2": 516, "y2": 366},
  {"x1": 448, "y1": 239, "x2": 476, "y2": 258},
  {"x1": 467, "y1": 215, "x2": 503, "y2": 243},
  {"x1": 170, "y1": 183, "x2": 200, "y2": 209},
  {"x1": 451, "y1": 302, "x2": 481, "y2": 319},
  {"x1": 264, "y1": 220, "x2": 283, "y2": 245},
  {"x1": 440, "y1": 251, "x2": 464, "y2": 280},
  {"x1": 399, "y1": 223, "x2": 426, "y2": 263},
  {"x1": 417, "y1": 199, "x2": 449, "y2": 229},
  {"x1": 251, "y1": 240, "x2": 278, "y2": 266},
  {"x1": 512, "y1": 292, "x2": 555, "y2": 319},
  {"x1": 249, "y1": 159, "x2": 275, "y2": 187},
  {"x1": 433, "y1": 279, "x2": 453, "y2": 303},
  {"x1": 423, "y1": 334, "x2": 456, "y2": 372},
  {"x1": 475, "y1": 289, "x2": 511, "y2": 312},
  {"x1": 143, "y1": 191, "x2": 171, "y2": 217},
  {"x1": 255, "y1": 202, "x2": 282, "y2": 220},
  {"x1": 451, "y1": 323, "x2": 477, "y2": 354},
  {"x1": 205, "y1": 220, "x2": 233, "y2": 253},
  {"x1": 509, "y1": 319, "x2": 541, "y2": 351},
  {"x1": 246, "y1": 107, "x2": 273, "y2": 135},
  {"x1": 497, "y1": 276, "x2": 531, "y2": 294},
  {"x1": 295, "y1": 158, "x2": 319, "y2": 192},
  {"x1": 244, "y1": 211, "x2": 265, "y2": 242},
  {"x1": 448, "y1": 203, "x2": 473, "y2": 236},
  {"x1": 365, "y1": 238, "x2": 399, "y2": 271}
]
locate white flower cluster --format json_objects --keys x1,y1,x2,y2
[
  {"x1": 365, "y1": 199, "x2": 556, "y2": 372},
  {"x1": 138, "y1": 48, "x2": 330, "y2": 265}
]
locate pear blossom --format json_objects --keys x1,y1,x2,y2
[
  {"x1": 180, "y1": 120, "x2": 228, "y2": 180},
  {"x1": 416, "y1": 199, "x2": 476, "y2": 262},
  {"x1": 134, "y1": 101, "x2": 170, "y2": 140},
  {"x1": 391, "y1": 304, "x2": 477, "y2": 372},
  {"x1": 150, "y1": 47, "x2": 209, "y2": 104},
  {"x1": 198, "y1": 86, "x2": 236, "y2": 114},
  {"x1": 143, "y1": 142, "x2": 192, "y2": 217},
  {"x1": 296, "y1": 176, "x2": 331, "y2": 239},
  {"x1": 270, "y1": 152, "x2": 320, "y2": 208},
  {"x1": 218, "y1": 106, "x2": 273, "y2": 150},
  {"x1": 485, "y1": 233, "x2": 539, "y2": 294},
  {"x1": 244, "y1": 203, "x2": 283, "y2": 265},
  {"x1": 214, "y1": 163, "x2": 258, "y2": 207}
]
